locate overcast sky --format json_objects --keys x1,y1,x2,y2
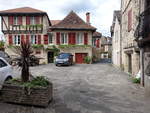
[{"x1": 0, "y1": 0, "x2": 120, "y2": 36}]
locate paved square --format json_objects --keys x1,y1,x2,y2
[{"x1": 0, "y1": 63, "x2": 149, "y2": 113}]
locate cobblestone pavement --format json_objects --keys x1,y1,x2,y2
[{"x1": 0, "y1": 63, "x2": 149, "y2": 113}]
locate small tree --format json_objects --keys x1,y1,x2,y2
[{"x1": 15, "y1": 42, "x2": 33, "y2": 82}]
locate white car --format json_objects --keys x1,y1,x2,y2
[{"x1": 0, "y1": 57, "x2": 14, "y2": 89}]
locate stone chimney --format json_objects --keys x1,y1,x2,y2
[{"x1": 86, "y1": 12, "x2": 90, "y2": 25}]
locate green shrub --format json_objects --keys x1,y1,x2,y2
[
  {"x1": 132, "y1": 78, "x2": 140, "y2": 84},
  {"x1": 84, "y1": 56, "x2": 91, "y2": 64},
  {"x1": 32, "y1": 44, "x2": 44, "y2": 49},
  {"x1": 8, "y1": 76, "x2": 50, "y2": 88}
]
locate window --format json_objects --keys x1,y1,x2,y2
[
  {"x1": 14, "y1": 35, "x2": 21, "y2": 45},
  {"x1": 48, "y1": 33, "x2": 53, "y2": 44},
  {"x1": 128, "y1": 9, "x2": 132, "y2": 32},
  {"x1": 61, "y1": 33, "x2": 68, "y2": 44},
  {"x1": 30, "y1": 16, "x2": 35, "y2": 25},
  {"x1": 30, "y1": 35, "x2": 37, "y2": 44},
  {"x1": 0, "y1": 59, "x2": 7, "y2": 68},
  {"x1": 14, "y1": 17, "x2": 18, "y2": 25},
  {"x1": 76, "y1": 33, "x2": 83, "y2": 44}
]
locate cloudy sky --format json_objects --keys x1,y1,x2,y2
[{"x1": 0, "y1": 0, "x2": 120, "y2": 36}]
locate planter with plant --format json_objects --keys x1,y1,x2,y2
[
  {"x1": 84, "y1": 56, "x2": 92, "y2": 64},
  {"x1": 1, "y1": 42, "x2": 53, "y2": 107}
]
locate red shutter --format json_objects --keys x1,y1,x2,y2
[
  {"x1": 26, "y1": 16, "x2": 30, "y2": 25},
  {"x1": 56, "y1": 32, "x2": 60, "y2": 45},
  {"x1": 96, "y1": 39, "x2": 100, "y2": 48},
  {"x1": 18, "y1": 16, "x2": 22, "y2": 25},
  {"x1": 72, "y1": 33, "x2": 76, "y2": 44},
  {"x1": 36, "y1": 16, "x2": 40, "y2": 24},
  {"x1": 8, "y1": 34, "x2": 13, "y2": 45},
  {"x1": 68, "y1": 33, "x2": 72, "y2": 44},
  {"x1": 84, "y1": 33, "x2": 88, "y2": 45},
  {"x1": 9, "y1": 16, "x2": 13, "y2": 25},
  {"x1": 68, "y1": 33, "x2": 76, "y2": 45},
  {"x1": 21, "y1": 35, "x2": 25, "y2": 43},
  {"x1": 128, "y1": 9, "x2": 132, "y2": 32},
  {"x1": 44, "y1": 35, "x2": 48, "y2": 45},
  {"x1": 38, "y1": 35, "x2": 41, "y2": 44},
  {"x1": 26, "y1": 35, "x2": 30, "y2": 43}
]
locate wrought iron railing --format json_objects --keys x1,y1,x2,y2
[{"x1": 135, "y1": 6, "x2": 150, "y2": 38}]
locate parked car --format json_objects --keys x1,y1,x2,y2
[
  {"x1": 12, "y1": 55, "x2": 40, "y2": 66},
  {"x1": 55, "y1": 53, "x2": 73, "y2": 66},
  {"x1": 0, "y1": 57, "x2": 14, "y2": 89},
  {"x1": 0, "y1": 51, "x2": 12, "y2": 64}
]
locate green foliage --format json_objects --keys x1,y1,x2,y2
[
  {"x1": 46, "y1": 45, "x2": 60, "y2": 56},
  {"x1": 32, "y1": 44, "x2": 44, "y2": 49},
  {"x1": 7, "y1": 45, "x2": 20, "y2": 48},
  {"x1": 0, "y1": 41, "x2": 4, "y2": 48},
  {"x1": 84, "y1": 56, "x2": 92, "y2": 64},
  {"x1": 132, "y1": 78, "x2": 140, "y2": 84},
  {"x1": 8, "y1": 76, "x2": 50, "y2": 88},
  {"x1": 58, "y1": 44, "x2": 91, "y2": 49},
  {"x1": 21, "y1": 24, "x2": 43, "y2": 29}
]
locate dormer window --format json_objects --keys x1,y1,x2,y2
[
  {"x1": 14, "y1": 17, "x2": 18, "y2": 25},
  {"x1": 30, "y1": 16, "x2": 35, "y2": 25}
]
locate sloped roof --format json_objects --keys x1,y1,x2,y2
[
  {"x1": 93, "y1": 32, "x2": 102, "y2": 38},
  {"x1": 51, "y1": 11, "x2": 96, "y2": 31},
  {"x1": 0, "y1": 7, "x2": 45, "y2": 13},
  {"x1": 50, "y1": 20, "x2": 61, "y2": 26},
  {"x1": 0, "y1": 7, "x2": 47, "y2": 16}
]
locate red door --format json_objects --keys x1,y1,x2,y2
[{"x1": 75, "y1": 53, "x2": 88, "y2": 64}]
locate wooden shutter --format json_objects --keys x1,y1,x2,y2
[
  {"x1": 96, "y1": 39, "x2": 100, "y2": 48},
  {"x1": 26, "y1": 16, "x2": 30, "y2": 25},
  {"x1": 18, "y1": 16, "x2": 22, "y2": 25},
  {"x1": 84, "y1": 33, "x2": 88, "y2": 45},
  {"x1": 26, "y1": 35, "x2": 30, "y2": 43},
  {"x1": 44, "y1": 35, "x2": 48, "y2": 44},
  {"x1": 72, "y1": 33, "x2": 76, "y2": 44},
  {"x1": 21, "y1": 35, "x2": 25, "y2": 43},
  {"x1": 68, "y1": 33, "x2": 72, "y2": 44},
  {"x1": 36, "y1": 16, "x2": 40, "y2": 24},
  {"x1": 8, "y1": 16, "x2": 13, "y2": 25},
  {"x1": 128, "y1": 9, "x2": 132, "y2": 32},
  {"x1": 68, "y1": 33, "x2": 76, "y2": 45},
  {"x1": 8, "y1": 34, "x2": 13, "y2": 45},
  {"x1": 38, "y1": 35, "x2": 41, "y2": 44},
  {"x1": 56, "y1": 32, "x2": 60, "y2": 45}
]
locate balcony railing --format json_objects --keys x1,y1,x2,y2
[{"x1": 135, "y1": 6, "x2": 150, "y2": 38}]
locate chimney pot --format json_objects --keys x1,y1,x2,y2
[{"x1": 86, "y1": 12, "x2": 90, "y2": 24}]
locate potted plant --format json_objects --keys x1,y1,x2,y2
[
  {"x1": 84, "y1": 56, "x2": 92, "y2": 64},
  {"x1": 1, "y1": 42, "x2": 53, "y2": 107}
]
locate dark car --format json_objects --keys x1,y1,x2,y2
[
  {"x1": 12, "y1": 55, "x2": 40, "y2": 66},
  {"x1": 55, "y1": 53, "x2": 73, "y2": 66}
]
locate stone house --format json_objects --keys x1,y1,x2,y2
[
  {"x1": 121, "y1": 0, "x2": 140, "y2": 76},
  {"x1": 92, "y1": 32, "x2": 102, "y2": 61},
  {"x1": 100, "y1": 36, "x2": 112, "y2": 59},
  {"x1": 49, "y1": 11, "x2": 96, "y2": 63},
  {"x1": 0, "y1": 7, "x2": 99, "y2": 64},
  {"x1": 135, "y1": 0, "x2": 150, "y2": 94},
  {"x1": 111, "y1": 10, "x2": 121, "y2": 67}
]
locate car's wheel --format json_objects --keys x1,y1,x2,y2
[{"x1": 5, "y1": 76, "x2": 13, "y2": 82}]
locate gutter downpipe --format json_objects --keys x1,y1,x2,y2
[{"x1": 139, "y1": 0, "x2": 145, "y2": 86}]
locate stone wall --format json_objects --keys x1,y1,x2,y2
[{"x1": 121, "y1": 0, "x2": 140, "y2": 76}]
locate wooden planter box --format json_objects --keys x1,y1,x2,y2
[{"x1": 1, "y1": 83, "x2": 53, "y2": 107}]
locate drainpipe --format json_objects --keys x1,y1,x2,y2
[{"x1": 139, "y1": 0, "x2": 145, "y2": 86}]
